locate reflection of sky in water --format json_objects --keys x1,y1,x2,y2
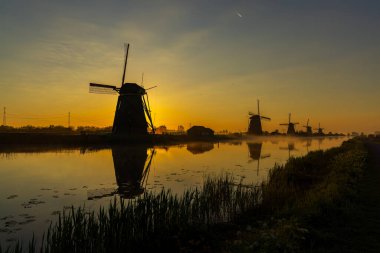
[{"x1": 0, "y1": 137, "x2": 348, "y2": 246}]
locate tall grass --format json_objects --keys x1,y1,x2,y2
[{"x1": 28, "y1": 175, "x2": 259, "y2": 252}]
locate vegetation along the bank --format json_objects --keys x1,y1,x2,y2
[{"x1": 1, "y1": 138, "x2": 369, "y2": 252}]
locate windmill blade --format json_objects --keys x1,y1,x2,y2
[
  {"x1": 89, "y1": 83, "x2": 119, "y2": 95},
  {"x1": 260, "y1": 116, "x2": 271, "y2": 120},
  {"x1": 280, "y1": 123, "x2": 289, "y2": 126},
  {"x1": 142, "y1": 94, "x2": 155, "y2": 133},
  {"x1": 141, "y1": 149, "x2": 156, "y2": 187},
  {"x1": 87, "y1": 188, "x2": 117, "y2": 200},
  {"x1": 90, "y1": 83, "x2": 117, "y2": 89},
  {"x1": 121, "y1": 43, "x2": 130, "y2": 86},
  {"x1": 145, "y1": 85, "x2": 157, "y2": 91},
  {"x1": 293, "y1": 122, "x2": 300, "y2": 125}
]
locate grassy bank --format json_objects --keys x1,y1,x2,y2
[
  {"x1": 1, "y1": 139, "x2": 368, "y2": 252},
  {"x1": 228, "y1": 138, "x2": 368, "y2": 252}
]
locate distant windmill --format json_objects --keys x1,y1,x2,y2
[
  {"x1": 279, "y1": 113, "x2": 299, "y2": 135},
  {"x1": 89, "y1": 43, "x2": 156, "y2": 135},
  {"x1": 303, "y1": 119, "x2": 313, "y2": 135},
  {"x1": 315, "y1": 123, "x2": 324, "y2": 135},
  {"x1": 248, "y1": 100, "x2": 271, "y2": 135}
]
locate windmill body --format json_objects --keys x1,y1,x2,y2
[
  {"x1": 248, "y1": 115, "x2": 263, "y2": 135},
  {"x1": 112, "y1": 83, "x2": 148, "y2": 135},
  {"x1": 280, "y1": 113, "x2": 299, "y2": 135},
  {"x1": 89, "y1": 44, "x2": 155, "y2": 136},
  {"x1": 306, "y1": 126, "x2": 312, "y2": 135},
  {"x1": 248, "y1": 100, "x2": 270, "y2": 135},
  {"x1": 303, "y1": 119, "x2": 313, "y2": 136},
  {"x1": 315, "y1": 123, "x2": 324, "y2": 135}
]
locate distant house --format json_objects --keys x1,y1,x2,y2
[
  {"x1": 155, "y1": 125, "x2": 167, "y2": 134},
  {"x1": 187, "y1": 126, "x2": 214, "y2": 137}
]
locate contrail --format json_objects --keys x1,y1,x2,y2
[{"x1": 235, "y1": 10, "x2": 243, "y2": 18}]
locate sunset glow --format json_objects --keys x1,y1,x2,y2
[{"x1": 1, "y1": 1, "x2": 379, "y2": 134}]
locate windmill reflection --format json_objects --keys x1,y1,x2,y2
[
  {"x1": 247, "y1": 142, "x2": 271, "y2": 176},
  {"x1": 280, "y1": 142, "x2": 297, "y2": 159},
  {"x1": 186, "y1": 142, "x2": 214, "y2": 155},
  {"x1": 88, "y1": 146, "x2": 155, "y2": 200}
]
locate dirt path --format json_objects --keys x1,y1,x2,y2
[{"x1": 338, "y1": 142, "x2": 380, "y2": 252}]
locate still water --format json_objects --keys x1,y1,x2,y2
[{"x1": 0, "y1": 137, "x2": 347, "y2": 245}]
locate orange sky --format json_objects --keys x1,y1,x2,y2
[{"x1": 0, "y1": 1, "x2": 379, "y2": 134}]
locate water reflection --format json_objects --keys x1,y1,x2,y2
[
  {"x1": 0, "y1": 137, "x2": 349, "y2": 247},
  {"x1": 88, "y1": 146, "x2": 155, "y2": 200},
  {"x1": 280, "y1": 142, "x2": 297, "y2": 159},
  {"x1": 247, "y1": 142, "x2": 271, "y2": 175},
  {"x1": 186, "y1": 142, "x2": 214, "y2": 154}
]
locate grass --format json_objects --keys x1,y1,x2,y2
[
  {"x1": 1, "y1": 138, "x2": 369, "y2": 252},
  {"x1": 227, "y1": 138, "x2": 368, "y2": 252}
]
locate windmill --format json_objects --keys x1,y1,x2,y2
[
  {"x1": 248, "y1": 100, "x2": 271, "y2": 135},
  {"x1": 280, "y1": 113, "x2": 299, "y2": 135},
  {"x1": 89, "y1": 43, "x2": 156, "y2": 135},
  {"x1": 315, "y1": 123, "x2": 324, "y2": 135},
  {"x1": 303, "y1": 119, "x2": 313, "y2": 135}
]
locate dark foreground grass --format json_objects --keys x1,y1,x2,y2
[{"x1": 1, "y1": 138, "x2": 368, "y2": 253}]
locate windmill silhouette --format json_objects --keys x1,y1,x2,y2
[
  {"x1": 280, "y1": 113, "x2": 299, "y2": 135},
  {"x1": 248, "y1": 100, "x2": 271, "y2": 135},
  {"x1": 303, "y1": 119, "x2": 313, "y2": 136},
  {"x1": 89, "y1": 43, "x2": 156, "y2": 135},
  {"x1": 314, "y1": 123, "x2": 324, "y2": 135}
]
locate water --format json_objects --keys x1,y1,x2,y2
[{"x1": 0, "y1": 136, "x2": 347, "y2": 246}]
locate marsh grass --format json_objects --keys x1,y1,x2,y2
[
  {"x1": 21, "y1": 175, "x2": 259, "y2": 252},
  {"x1": 228, "y1": 138, "x2": 368, "y2": 252},
  {"x1": 2, "y1": 139, "x2": 368, "y2": 252}
]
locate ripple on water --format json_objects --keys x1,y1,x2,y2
[
  {"x1": 18, "y1": 219, "x2": 35, "y2": 225},
  {"x1": 21, "y1": 199, "x2": 46, "y2": 208},
  {"x1": 6, "y1": 195, "x2": 18, "y2": 199}
]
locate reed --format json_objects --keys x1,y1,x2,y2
[{"x1": 29, "y1": 174, "x2": 259, "y2": 252}]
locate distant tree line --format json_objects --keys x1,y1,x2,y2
[{"x1": 0, "y1": 125, "x2": 112, "y2": 134}]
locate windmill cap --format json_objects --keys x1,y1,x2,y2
[{"x1": 120, "y1": 83, "x2": 145, "y2": 94}]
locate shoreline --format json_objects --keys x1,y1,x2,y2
[{"x1": 0, "y1": 132, "x2": 345, "y2": 147}]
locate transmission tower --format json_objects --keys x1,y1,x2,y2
[{"x1": 2, "y1": 107, "x2": 6, "y2": 126}]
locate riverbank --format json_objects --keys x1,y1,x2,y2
[
  {"x1": 299, "y1": 140, "x2": 380, "y2": 252},
  {"x1": 0, "y1": 132, "x2": 345, "y2": 148},
  {"x1": 0, "y1": 138, "x2": 371, "y2": 252}
]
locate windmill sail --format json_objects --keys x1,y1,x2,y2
[{"x1": 89, "y1": 83, "x2": 119, "y2": 95}]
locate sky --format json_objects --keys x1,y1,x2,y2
[{"x1": 0, "y1": 0, "x2": 379, "y2": 134}]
